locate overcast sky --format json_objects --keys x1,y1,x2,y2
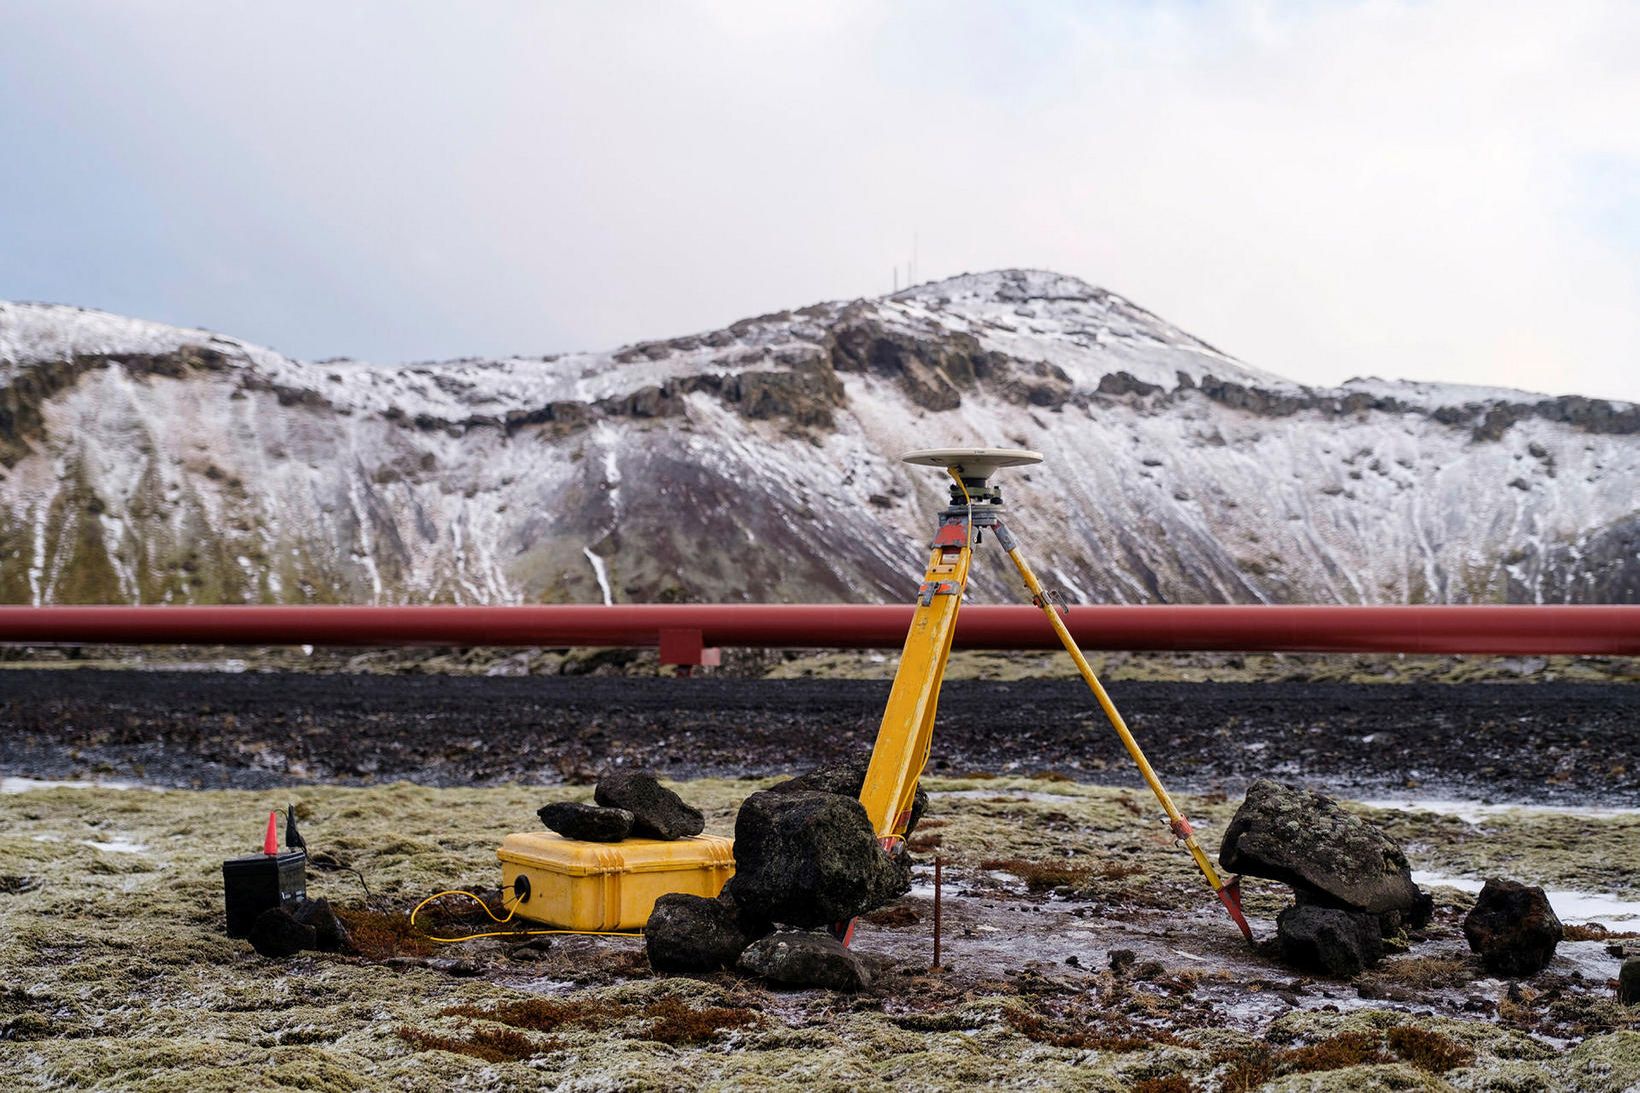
[{"x1": 2, "y1": 1, "x2": 1637, "y2": 400}]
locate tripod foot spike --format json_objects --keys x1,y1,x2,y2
[{"x1": 1217, "y1": 876, "x2": 1254, "y2": 943}]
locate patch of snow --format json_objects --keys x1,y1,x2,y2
[
  {"x1": 583, "y1": 547, "x2": 614, "y2": 606},
  {"x1": 1360, "y1": 798, "x2": 1639, "y2": 823},
  {"x1": 1411, "y1": 870, "x2": 1640, "y2": 931}
]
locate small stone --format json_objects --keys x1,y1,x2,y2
[
  {"x1": 1276, "y1": 900, "x2": 1385, "y2": 977},
  {"x1": 646, "y1": 892, "x2": 754, "y2": 972},
  {"x1": 1617, "y1": 957, "x2": 1639, "y2": 1005},
  {"x1": 248, "y1": 904, "x2": 317, "y2": 959},
  {"x1": 1463, "y1": 878, "x2": 1563, "y2": 977},
  {"x1": 537, "y1": 801, "x2": 634, "y2": 842},
  {"x1": 594, "y1": 771, "x2": 704, "y2": 840},
  {"x1": 290, "y1": 896, "x2": 352, "y2": 953},
  {"x1": 737, "y1": 930, "x2": 871, "y2": 991}
]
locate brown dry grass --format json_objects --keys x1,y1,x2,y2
[
  {"x1": 439, "y1": 994, "x2": 762, "y2": 1046},
  {"x1": 335, "y1": 907, "x2": 435, "y2": 961},
  {"x1": 1218, "y1": 1025, "x2": 1480, "y2": 1088},
  {"x1": 396, "y1": 1024, "x2": 547, "y2": 1063},
  {"x1": 981, "y1": 857, "x2": 1093, "y2": 891},
  {"x1": 1003, "y1": 1006, "x2": 1176, "y2": 1052},
  {"x1": 1387, "y1": 1026, "x2": 1476, "y2": 1072},
  {"x1": 641, "y1": 996, "x2": 762, "y2": 1045}
]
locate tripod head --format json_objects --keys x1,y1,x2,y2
[{"x1": 901, "y1": 446, "x2": 1042, "y2": 520}]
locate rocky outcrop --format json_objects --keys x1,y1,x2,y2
[{"x1": 1463, "y1": 878, "x2": 1563, "y2": 977}]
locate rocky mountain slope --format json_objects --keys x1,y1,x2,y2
[{"x1": 1, "y1": 270, "x2": 1635, "y2": 607}]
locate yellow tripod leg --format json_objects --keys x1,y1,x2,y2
[
  {"x1": 993, "y1": 521, "x2": 1253, "y2": 942},
  {"x1": 860, "y1": 526, "x2": 971, "y2": 846}
]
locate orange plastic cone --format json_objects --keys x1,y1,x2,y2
[{"x1": 263, "y1": 810, "x2": 279, "y2": 855}]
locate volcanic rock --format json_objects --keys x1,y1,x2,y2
[
  {"x1": 290, "y1": 896, "x2": 352, "y2": 953},
  {"x1": 1276, "y1": 899, "x2": 1385, "y2": 977},
  {"x1": 1219, "y1": 779, "x2": 1424, "y2": 918},
  {"x1": 1620, "y1": 958, "x2": 1640, "y2": 1005},
  {"x1": 248, "y1": 904, "x2": 317, "y2": 959},
  {"x1": 537, "y1": 801, "x2": 635, "y2": 842},
  {"x1": 645, "y1": 892, "x2": 755, "y2": 972},
  {"x1": 769, "y1": 756, "x2": 929, "y2": 840},
  {"x1": 594, "y1": 771, "x2": 704, "y2": 840},
  {"x1": 1463, "y1": 878, "x2": 1563, "y2": 976},
  {"x1": 737, "y1": 930, "x2": 871, "y2": 991},
  {"x1": 724, "y1": 790, "x2": 906, "y2": 928}
]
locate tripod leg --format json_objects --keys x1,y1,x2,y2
[
  {"x1": 859, "y1": 518, "x2": 972, "y2": 847},
  {"x1": 992, "y1": 521, "x2": 1253, "y2": 942}
]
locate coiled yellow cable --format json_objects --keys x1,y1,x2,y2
[{"x1": 408, "y1": 888, "x2": 641, "y2": 943}]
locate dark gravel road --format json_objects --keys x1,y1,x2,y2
[{"x1": 1, "y1": 670, "x2": 1634, "y2": 804}]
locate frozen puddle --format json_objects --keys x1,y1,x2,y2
[
  {"x1": 1358, "y1": 797, "x2": 1639, "y2": 823},
  {"x1": 1413, "y1": 870, "x2": 1640, "y2": 931}
]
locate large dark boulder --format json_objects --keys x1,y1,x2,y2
[
  {"x1": 594, "y1": 771, "x2": 704, "y2": 840},
  {"x1": 737, "y1": 930, "x2": 871, "y2": 991},
  {"x1": 645, "y1": 892, "x2": 754, "y2": 972},
  {"x1": 537, "y1": 801, "x2": 634, "y2": 842},
  {"x1": 769, "y1": 757, "x2": 929, "y2": 840},
  {"x1": 1276, "y1": 899, "x2": 1385, "y2": 977},
  {"x1": 248, "y1": 904, "x2": 317, "y2": 959},
  {"x1": 724, "y1": 790, "x2": 906, "y2": 928},
  {"x1": 1219, "y1": 779, "x2": 1424, "y2": 918},
  {"x1": 1463, "y1": 878, "x2": 1563, "y2": 976}
]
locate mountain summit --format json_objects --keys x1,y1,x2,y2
[{"x1": 1, "y1": 271, "x2": 1634, "y2": 607}]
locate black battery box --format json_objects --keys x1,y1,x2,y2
[{"x1": 223, "y1": 851, "x2": 308, "y2": 937}]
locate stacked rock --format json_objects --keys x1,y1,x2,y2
[
  {"x1": 1219, "y1": 779, "x2": 1431, "y2": 977},
  {"x1": 645, "y1": 757, "x2": 923, "y2": 991},
  {"x1": 536, "y1": 770, "x2": 704, "y2": 843}
]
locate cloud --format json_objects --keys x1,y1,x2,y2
[{"x1": 1, "y1": 0, "x2": 1636, "y2": 400}]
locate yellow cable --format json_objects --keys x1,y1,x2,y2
[
  {"x1": 409, "y1": 888, "x2": 642, "y2": 943},
  {"x1": 947, "y1": 468, "x2": 975, "y2": 551}
]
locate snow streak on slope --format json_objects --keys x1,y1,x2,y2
[{"x1": 0, "y1": 271, "x2": 1635, "y2": 608}]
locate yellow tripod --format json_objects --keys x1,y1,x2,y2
[{"x1": 858, "y1": 448, "x2": 1252, "y2": 941}]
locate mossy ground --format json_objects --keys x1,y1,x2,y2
[{"x1": 2, "y1": 778, "x2": 1635, "y2": 1091}]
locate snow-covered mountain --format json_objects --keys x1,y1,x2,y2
[{"x1": 1, "y1": 269, "x2": 1635, "y2": 608}]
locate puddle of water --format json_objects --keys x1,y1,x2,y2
[
  {"x1": 2, "y1": 777, "x2": 161, "y2": 794},
  {"x1": 1358, "y1": 797, "x2": 1638, "y2": 824},
  {"x1": 1412, "y1": 870, "x2": 1640, "y2": 931}
]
